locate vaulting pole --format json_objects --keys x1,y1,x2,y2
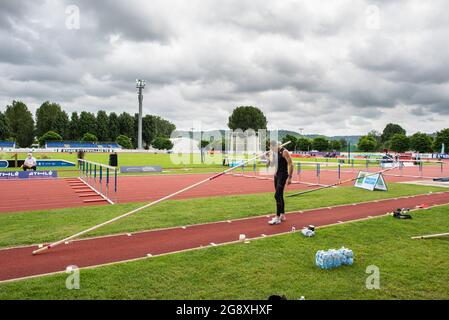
[
  {"x1": 411, "y1": 232, "x2": 449, "y2": 240},
  {"x1": 32, "y1": 141, "x2": 291, "y2": 255},
  {"x1": 287, "y1": 163, "x2": 400, "y2": 198}
]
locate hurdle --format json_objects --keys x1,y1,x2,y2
[{"x1": 77, "y1": 159, "x2": 118, "y2": 204}]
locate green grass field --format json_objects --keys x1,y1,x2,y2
[
  {"x1": 0, "y1": 184, "x2": 443, "y2": 249},
  {"x1": 0, "y1": 204, "x2": 448, "y2": 300}
]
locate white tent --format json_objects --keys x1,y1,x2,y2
[{"x1": 170, "y1": 138, "x2": 201, "y2": 153}]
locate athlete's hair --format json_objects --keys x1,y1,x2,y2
[{"x1": 270, "y1": 140, "x2": 279, "y2": 148}]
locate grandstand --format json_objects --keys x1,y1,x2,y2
[
  {"x1": 45, "y1": 141, "x2": 122, "y2": 152},
  {"x1": 0, "y1": 141, "x2": 15, "y2": 149}
]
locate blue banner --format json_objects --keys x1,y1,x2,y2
[
  {"x1": 0, "y1": 170, "x2": 58, "y2": 180},
  {"x1": 120, "y1": 166, "x2": 162, "y2": 173},
  {"x1": 36, "y1": 160, "x2": 75, "y2": 167}
]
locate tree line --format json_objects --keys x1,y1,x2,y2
[
  {"x1": 226, "y1": 107, "x2": 448, "y2": 154},
  {"x1": 358, "y1": 123, "x2": 449, "y2": 153},
  {"x1": 0, "y1": 101, "x2": 176, "y2": 149}
]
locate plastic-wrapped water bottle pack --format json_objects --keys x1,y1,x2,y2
[
  {"x1": 315, "y1": 247, "x2": 354, "y2": 270},
  {"x1": 301, "y1": 227, "x2": 315, "y2": 237}
]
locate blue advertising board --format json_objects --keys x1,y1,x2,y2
[
  {"x1": 120, "y1": 166, "x2": 162, "y2": 173},
  {"x1": 0, "y1": 170, "x2": 58, "y2": 180},
  {"x1": 36, "y1": 160, "x2": 75, "y2": 167},
  {"x1": 0, "y1": 159, "x2": 74, "y2": 168}
]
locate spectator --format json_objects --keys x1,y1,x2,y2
[{"x1": 23, "y1": 153, "x2": 37, "y2": 171}]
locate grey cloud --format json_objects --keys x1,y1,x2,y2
[{"x1": 0, "y1": 0, "x2": 449, "y2": 136}]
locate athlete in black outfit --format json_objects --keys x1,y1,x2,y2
[{"x1": 268, "y1": 141, "x2": 294, "y2": 225}]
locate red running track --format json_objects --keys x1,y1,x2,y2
[
  {"x1": 1, "y1": 191, "x2": 448, "y2": 282},
  {"x1": 0, "y1": 164, "x2": 447, "y2": 214}
]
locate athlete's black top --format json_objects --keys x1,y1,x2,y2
[{"x1": 276, "y1": 147, "x2": 288, "y2": 176}]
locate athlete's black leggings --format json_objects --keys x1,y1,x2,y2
[{"x1": 274, "y1": 173, "x2": 288, "y2": 216}]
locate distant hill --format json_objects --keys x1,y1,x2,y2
[
  {"x1": 277, "y1": 130, "x2": 361, "y2": 145},
  {"x1": 173, "y1": 129, "x2": 361, "y2": 145}
]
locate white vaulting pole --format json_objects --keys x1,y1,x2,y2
[
  {"x1": 32, "y1": 141, "x2": 291, "y2": 255},
  {"x1": 411, "y1": 232, "x2": 449, "y2": 240}
]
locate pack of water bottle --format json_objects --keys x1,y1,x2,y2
[
  {"x1": 300, "y1": 225, "x2": 315, "y2": 237},
  {"x1": 315, "y1": 247, "x2": 354, "y2": 270}
]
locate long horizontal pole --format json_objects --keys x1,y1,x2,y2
[
  {"x1": 78, "y1": 158, "x2": 117, "y2": 171},
  {"x1": 411, "y1": 232, "x2": 449, "y2": 240},
  {"x1": 32, "y1": 141, "x2": 291, "y2": 255},
  {"x1": 287, "y1": 164, "x2": 400, "y2": 198}
]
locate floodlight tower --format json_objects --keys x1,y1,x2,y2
[{"x1": 136, "y1": 79, "x2": 146, "y2": 150}]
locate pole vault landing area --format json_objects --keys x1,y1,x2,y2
[
  {"x1": 1, "y1": 191, "x2": 448, "y2": 283},
  {"x1": 400, "y1": 180, "x2": 449, "y2": 188}
]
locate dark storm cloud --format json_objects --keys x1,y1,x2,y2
[{"x1": 0, "y1": 0, "x2": 449, "y2": 135}]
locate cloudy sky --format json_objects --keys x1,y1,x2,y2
[{"x1": 1, "y1": 0, "x2": 448, "y2": 135}]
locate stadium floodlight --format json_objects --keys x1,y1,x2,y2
[{"x1": 136, "y1": 79, "x2": 146, "y2": 150}]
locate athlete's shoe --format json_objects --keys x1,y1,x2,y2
[
  {"x1": 280, "y1": 214, "x2": 287, "y2": 221},
  {"x1": 269, "y1": 217, "x2": 282, "y2": 225}
]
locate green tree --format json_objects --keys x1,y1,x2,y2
[
  {"x1": 35, "y1": 102, "x2": 65, "y2": 137},
  {"x1": 0, "y1": 112, "x2": 11, "y2": 140},
  {"x1": 367, "y1": 130, "x2": 382, "y2": 150},
  {"x1": 142, "y1": 115, "x2": 156, "y2": 147},
  {"x1": 4, "y1": 101, "x2": 35, "y2": 147},
  {"x1": 154, "y1": 116, "x2": 176, "y2": 138},
  {"x1": 409, "y1": 132, "x2": 433, "y2": 153},
  {"x1": 152, "y1": 137, "x2": 173, "y2": 150},
  {"x1": 312, "y1": 137, "x2": 329, "y2": 151},
  {"x1": 118, "y1": 112, "x2": 135, "y2": 139},
  {"x1": 296, "y1": 137, "x2": 312, "y2": 151},
  {"x1": 390, "y1": 134, "x2": 410, "y2": 152},
  {"x1": 108, "y1": 112, "x2": 120, "y2": 142},
  {"x1": 228, "y1": 106, "x2": 267, "y2": 131},
  {"x1": 116, "y1": 135, "x2": 133, "y2": 149},
  {"x1": 281, "y1": 134, "x2": 298, "y2": 151},
  {"x1": 78, "y1": 112, "x2": 97, "y2": 137},
  {"x1": 358, "y1": 135, "x2": 378, "y2": 152},
  {"x1": 55, "y1": 110, "x2": 69, "y2": 139},
  {"x1": 81, "y1": 133, "x2": 98, "y2": 142},
  {"x1": 433, "y1": 128, "x2": 449, "y2": 153},
  {"x1": 68, "y1": 112, "x2": 80, "y2": 140},
  {"x1": 329, "y1": 140, "x2": 341, "y2": 151},
  {"x1": 339, "y1": 138, "x2": 348, "y2": 151},
  {"x1": 96, "y1": 110, "x2": 109, "y2": 141},
  {"x1": 38, "y1": 130, "x2": 63, "y2": 147},
  {"x1": 381, "y1": 123, "x2": 406, "y2": 143}
]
